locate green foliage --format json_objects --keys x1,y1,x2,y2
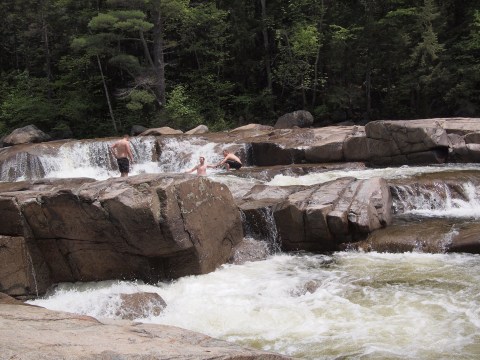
[
  {"x1": 291, "y1": 24, "x2": 319, "y2": 59},
  {"x1": 1, "y1": 0, "x2": 480, "y2": 138},
  {"x1": 0, "y1": 72, "x2": 56, "y2": 132},
  {"x1": 165, "y1": 85, "x2": 204, "y2": 131},
  {"x1": 125, "y1": 89, "x2": 157, "y2": 111},
  {"x1": 109, "y1": 54, "x2": 142, "y2": 75},
  {"x1": 89, "y1": 10, "x2": 153, "y2": 33}
]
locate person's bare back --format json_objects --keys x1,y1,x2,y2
[
  {"x1": 111, "y1": 138, "x2": 133, "y2": 160},
  {"x1": 213, "y1": 150, "x2": 242, "y2": 170},
  {"x1": 110, "y1": 135, "x2": 134, "y2": 177}
]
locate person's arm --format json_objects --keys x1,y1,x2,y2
[
  {"x1": 185, "y1": 165, "x2": 198, "y2": 173},
  {"x1": 110, "y1": 142, "x2": 117, "y2": 157},
  {"x1": 213, "y1": 157, "x2": 227, "y2": 167},
  {"x1": 127, "y1": 144, "x2": 134, "y2": 162}
]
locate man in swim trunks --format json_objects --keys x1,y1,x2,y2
[
  {"x1": 110, "y1": 134, "x2": 134, "y2": 177},
  {"x1": 213, "y1": 150, "x2": 243, "y2": 170}
]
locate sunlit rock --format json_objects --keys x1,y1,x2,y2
[
  {"x1": 3, "y1": 125, "x2": 51, "y2": 146},
  {"x1": 0, "y1": 303, "x2": 291, "y2": 359},
  {"x1": 239, "y1": 177, "x2": 392, "y2": 252},
  {"x1": 230, "y1": 123, "x2": 273, "y2": 132},
  {"x1": 185, "y1": 124, "x2": 209, "y2": 134},
  {"x1": 0, "y1": 175, "x2": 243, "y2": 297},
  {"x1": 140, "y1": 126, "x2": 184, "y2": 135}
]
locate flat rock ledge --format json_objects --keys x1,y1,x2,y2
[{"x1": 0, "y1": 303, "x2": 291, "y2": 360}]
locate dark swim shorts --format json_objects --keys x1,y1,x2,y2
[
  {"x1": 117, "y1": 157, "x2": 130, "y2": 173},
  {"x1": 226, "y1": 159, "x2": 242, "y2": 170}
]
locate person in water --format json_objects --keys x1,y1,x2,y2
[
  {"x1": 110, "y1": 134, "x2": 134, "y2": 177},
  {"x1": 213, "y1": 150, "x2": 242, "y2": 170},
  {"x1": 185, "y1": 156, "x2": 209, "y2": 176}
]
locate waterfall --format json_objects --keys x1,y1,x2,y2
[
  {"x1": 241, "y1": 206, "x2": 281, "y2": 253},
  {"x1": 26, "y1": 251, "x2": 39, "y2": 297},
  {"x1": 0, "y1": 136, "x2": 248, "y2": 182},
  {"x1": 391, "y1": 182, "x2": 480, "y2": 219},
  {"x1": 0, "y1": 137, "x2": 158, "y2": 182},
  {"x1": 0, "y1": 151, "x2": 47, "y2": 182},
  {"x1": 157, "y1": 137, "x2": 224, "y2": 173}
]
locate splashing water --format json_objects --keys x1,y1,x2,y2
[
  {"x1": 392, "y1": 182, "x2": 480, "y2": 219},
  {"x1": 267, "y1": 164, "x2": 480, "y2": 187},
  {"x1": 28, "y1": 251, "x2": 480, "y2": 360},
  {"x1": 0, "y1": 136, "x2": 242, "y2": 181}
]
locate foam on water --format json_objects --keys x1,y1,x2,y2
[
  {"x1": 29, "y1": 251, "x2": 480, "y2": 359},
  {"x1": 393, "y1": 182, "x2": 480, "y2": 219},
  {"x1": 267, "y1": 164, "x2": 480, "y2": 187}
]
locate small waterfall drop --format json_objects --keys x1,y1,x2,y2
[
  {"x1": 0, "y1": 151, "x2": 47, "y2": 181},
  {"x1": 391, "y1": 182, "x2": 480, "y2": 219},
  {"x1": 26, "y1": 251, "x2": 39, "y2": 297},
  {"x1": 242, "y1": 206, "x2": 281, "y2": 253}
]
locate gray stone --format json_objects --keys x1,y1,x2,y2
[
  {"x1": 0, "y1": 175, "x2": 243, "y2": 297},
  {"x1": 3, "y1": 125, "x2": 51, "y2": 146},
  {"x1": 274, "y1": 110, "x2": 314, "y2": 129},
  {"x1": 186, "y1": 124, "x2": 209, "y2": 134},
  {"x1": 140, "y1": 127, "x2": 184, "y2": 135},
  {"x1": 0, "y1": 303, "x2": 291, "y2": 359}
]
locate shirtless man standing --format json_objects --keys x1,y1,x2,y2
[
  {"x1": 185, "y1": 156, "x2": 208, "y2": 176},
  {"x1": 213, "y1": 150, "x2": 242, "y2": 170},
  {"x1": 110, "y1": 134, "x2": 134, "y2": 177}
]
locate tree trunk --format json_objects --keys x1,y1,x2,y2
[
  {"x1": 140, "y1": 31, "x2": 155, "y2": 70},
  {"x1": 40, "y1": 9, "x2": 52, "y2": 99},
  {"x1": 96, "y1": 55, "x2": 118, "y2": 134},
  {"x1": 311, "y1": 0, "x2": 326, "y2": 107},
  {"x1": 41, "y1": 14, "x2": 51, "y2": 81},
  {"x1": 365, "y1": 63, "x2": 371, "y2": 119},
  {"x1": 260, "y1": 0, "x2": 272, "y2": 93},
  {"x1": 152, "y1": 6, "x2": 166, "y2": 106}
]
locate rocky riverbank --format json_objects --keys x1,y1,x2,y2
[{"x1": 0, "y1": 294, "x2": 291, "y2": 360}]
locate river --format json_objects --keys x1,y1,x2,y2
[{"x1": 12, "y1": 136, "x2": 480, "y2": 359}]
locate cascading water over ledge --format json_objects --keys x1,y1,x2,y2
[
  {"x1": 391, "y1": 181, "x2": 480, "y2": 219},
  {"x1": 0, "y1": 136, "x2": 249, "y2": 182}
]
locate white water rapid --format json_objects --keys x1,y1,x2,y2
[{"x1": 29, "y1": 251, "x2": 480, "y2": 359}]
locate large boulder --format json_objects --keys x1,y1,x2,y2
[
  {"x1": 304, "y1": 126, "x2": 359, "y2": 162},
  {"x1": 130, "y1": 124, "x2": 148, "y2": 136},
  {"x1": 363, "y1": 119, "x2": 450, "y2": 165},
  {"x1": 351, "y1": 219, "x2": 480, "y2": 254},
  {"x1": 0, "y1": 235, "x2": 51, "y2": 297},
  {"x1": 230, "y1": 123, "x2": 274, "y2": 132},
  {"x1": 115, "y1": 292, "x2": 167, "y2": 320},
  {"x1": 274, "y1": 110, "x2": 314, "y2": 129},
  {"x1": 238, "y1": 177, "x2": 392, "y2": 252},
  {"x1": 3, "y1": 125, "x2": 51, "y2": 146},
  {"x1": 0, "y1": 175, "x2": 243, "y2": 297},
  {"x1": 186, "y1": 124, "x2": 209, "y2": 135}
]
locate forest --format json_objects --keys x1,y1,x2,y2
[{"x1": 0, "y1": 0, "x2": 479, "y2": 139}]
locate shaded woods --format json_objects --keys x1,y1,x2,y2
[{"x1": 0, "y1": 0, "x2": 479, "y2": 138}]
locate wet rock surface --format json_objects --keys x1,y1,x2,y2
[{"x1": 0, "y1": 302, "x2": 291, "y2": 360}]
